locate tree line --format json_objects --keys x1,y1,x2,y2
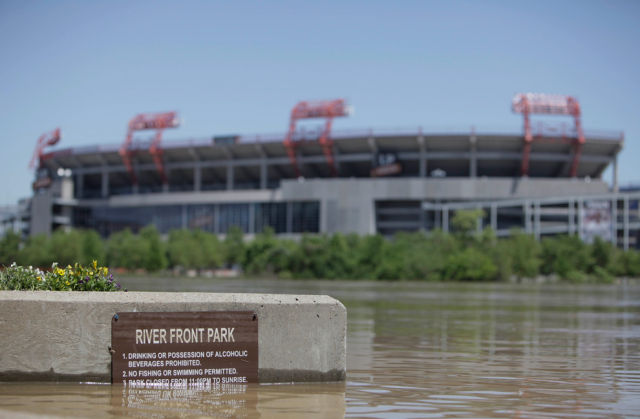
[{"x1": 1, "y1": 210, "x2": 639, "y2": 282}]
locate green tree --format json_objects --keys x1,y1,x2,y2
[
  {"x1": 49, "y1": 229, "x2": 84, "y2": 267},
  {"x1": 167, "y1": 229, "x2": 197, "y2": 269},
  {"x1": 590, "y1": 236, "x2": 615, "y2": 274},
  {"x1": 17, "y1": 234, "x2": 52, "y2": 267},
  {"x1": 540, "y1": 235, "x2": 591, "y2": 278},
  {"x1": 0, "y1": 231, "x2": 21, "y2": 266},
  {"x1": 106, "y1": 229, "x2": 147, "y2": 269},
  {"x1": 451, "y1": 209, "x2": 484, "y2": 240},
  {"x1": 140, "y1": 225, "x2": 167, "y2": 272},
  {"x1": 194, "y1": 229, "x2": 223, "y2": 269},
  {"x1": 506, "y1": 230, "x2": 541, "y2": 279},
  {"x1": 80, "y1": 229, "x2": 105, "y2": 265},
  {"x1": 223, "y1": 226, "x2": 245, "y2": 268},
  {"x1": 243, "y1": 227, "x2": 279, "y2": 275},
  {"x1": 442, "y1": 247, "x2": 498, "y2": 281},
  {"x1": 353, "y1": 234, "x2": 387, "y2": 279}
]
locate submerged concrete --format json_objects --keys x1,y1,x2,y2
[{"x1": 0, "y1": 291, "x2": 346, "y2": 383}]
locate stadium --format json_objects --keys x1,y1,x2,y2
[{"x1": 21, "y1": 95, "x2": 640, "y2": 248}]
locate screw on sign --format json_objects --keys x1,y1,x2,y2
[{"x1": 111, "y1": 311, "x2": 258, "y2": 388}]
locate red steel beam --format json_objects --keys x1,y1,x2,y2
[{"x1": 284, "y1": 99, "x2": 351, "y2": 177}]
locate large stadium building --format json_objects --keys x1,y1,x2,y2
[{"x1": 25, "y1": 121, "x2": 640, "y2": 248}]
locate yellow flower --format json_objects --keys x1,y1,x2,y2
[
  {"x1": 56, "y1": 268, "x2": 65, "y2": 276},
  {"x1": 103, "y1": 267, "x2": 108, "y2": 276},
  {"x1": 65, "y1": 281, "x2": 70, "y2": 286},
  {"x1": 92, "y1": 260, "x2": 97, "y2": 270},
  {"x1": 37, "y1": 276, "x2": 41, "y2": 281}
]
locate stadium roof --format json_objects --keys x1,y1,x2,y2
[{"x1": 40, "y1": 128, "x2": 623, "y2": 186}]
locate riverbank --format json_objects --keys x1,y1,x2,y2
[{"x1": 3, "y1": 220, "x2": 639, "y2": 283}]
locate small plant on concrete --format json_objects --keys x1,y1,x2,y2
[{"x1": 0, "y1": 261, "x2": 123, "y2": 291}]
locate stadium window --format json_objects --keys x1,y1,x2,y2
[
  {"x1": 219, "y1": 203, "x2": 250, "y2": 233},
  {"x1": 292, "y1": 201, "x2": 320, "y2": 233},
  {"x1": 255, "y1": 202, "x2": 287, "y2": 233}
]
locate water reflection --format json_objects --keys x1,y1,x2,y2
[
  {"x1": 344, "y1": 281, "x2": 640, "y2": 418},
  {"x1": 0, "y1": 382, "x2": 346, "y2": 418},
  {"x1": 0, "y1": 279, "x2": 638, "y2": 417}
]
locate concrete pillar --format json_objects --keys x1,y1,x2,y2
[
  {"x1": 534, "y1": 202, "x2": 541, "y2": 240},
  {"x1": 214, "y1": 204, "x2": 220, "y2": 234},
  {"x1": 613, "y1": 154, "x2": 619, "y2": 193},
  {"x1": 490, "y1": 204, "x2": 497, "y2": 231},
  {"x1": 624, "y1": 196, "x2": 629, "y2": 251},
  {"x1": 469, "y1": 131, "x2": 477, "y2": 178},
  {"x1": 443, "y1": 206, "x2": 449, "y2": 233},
  {"x1": 76, "y1": 173, "x2": 84, "y2": 199},
  {"x1": 611, "y1": 197, "x2": 617, "y2": 246},
  {"x1": 249, "y1": 203, "x2": 255, "y2": 234},
  {"x1": 569, "y1": 200, "x2": 575, "y2": 235},
  {"x1": 578, "y1": 199, "x2": 584, "y2": 241},
  {"x1": 286, "y1": 201, "x2": 293, "y2": 234},
  {"x1": 101, "y1": 171, "x2": 109, "y2": 198},
  {"x1": 524, "y1": 201, "x2": 532, "y2": 234},
  {"x1": 226, "y1": 164, "x2": 234, "y2": 190},
  {"x1": 194, "y1": 165, "x2": 201, "y2": 192},
  {"x1": 320, "y1": 199, "x2": 328, "y2": 234},
  {"x1": 418, "y1": 134, "x2": 427, "y2": 177}
]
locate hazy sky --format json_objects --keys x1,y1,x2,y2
[{"x1": 1, "y1": 0, "x2": 639, "y2": 206}]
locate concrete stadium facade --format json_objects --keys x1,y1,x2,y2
[{"x1": 26, "y1": 127, "x2": 638, "y2": 247}]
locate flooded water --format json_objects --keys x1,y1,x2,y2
[{"x1": 1, "y1": 278, "x2": 639, "y2": 418}]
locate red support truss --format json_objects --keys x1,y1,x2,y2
[
  {"x1": 284, "y1": 99, "x2": 351, "y2": 177},
  {"x1": 512, "y1": 93, "x2": 585, "y2": 177},
  {"x1": 30, "y1": 128, "x2": 61, "y2": 169},
  {"x1": 119, "y1": 111, "x2": 180, "y2": 185}
]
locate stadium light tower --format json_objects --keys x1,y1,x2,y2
[
  {"x1": 119, "y1": 111, "x2": 180, "y2": 185},
  {"x1": 512, "y1": 93, "x2": 585, "y2": 177},
  {"x1": 284, "y1": 99, "x2": 352, "y2": 177},
  {"x1": 29, "y1": 128, "x2": 61, "y2": 169}
]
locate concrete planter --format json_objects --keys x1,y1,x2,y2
[{"x1": 0, "y1": 291, "x2": 346, "y2": 383}]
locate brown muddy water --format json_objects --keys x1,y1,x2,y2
[{"x1": 1, "y1": 278, "x2": 639, "y2": 418}]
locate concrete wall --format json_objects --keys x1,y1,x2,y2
[
  {"x1": 0, "y1": 291, "x2": 346, "y2": 383},
  {"x1": 281, "y1": 177, "x2": 611, "y2": 235}
]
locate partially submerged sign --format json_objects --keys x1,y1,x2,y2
[{"x1": 111, "y1": 311, "x2": 258, "y2": 388}]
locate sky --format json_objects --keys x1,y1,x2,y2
[{"x1": 0, "y1": 0, "x2": 639, "y2": 206}]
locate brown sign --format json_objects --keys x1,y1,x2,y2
[
  {"x1": 371, "y1": 163, "x2": 402, "y2": 177},
  {"x1": 111, "y1": 311, "x2": 258, "y2": 388}
]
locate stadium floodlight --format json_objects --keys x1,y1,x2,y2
[
  {"x1": 119, "y1": 111, "x2": 180, "y2": 185},
  {"x1": 512, "y1": 93, "x2": 584, "y2": 177},
  {"x1": 29, "y1": 128, "x2": 61, "y2": 169},
  {"x1": 284, "y1": 99, "x2": 351, "y2": 177}
]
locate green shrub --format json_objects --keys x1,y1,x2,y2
[
  {"x1": 106, "y1": 229, "x2": 147, "y2": 270},
  {"x1": 17, "y1": 234, "x2": 52, "y2": 267},
  {"x1": 541, "y1": 235, "x2": 591, "y2": 279},
  {"x1": 0, "y1": 261, "x2": 123, "y2": 291},
  {"x1": 506, "y1": 229, "x2": 541, "y2": 279},
  {"x1": 442, "y1": 247, "x2": 498, "y2": 281},
  {"x1": 0, "y1": 230, "x2": 21, "y2": 266},
  {"x1": 140, "y1": 225, "x2": 168, "y2": 272},
  {"x1": 223, "y1": 226, "x2": 245, "y2": 268}
]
